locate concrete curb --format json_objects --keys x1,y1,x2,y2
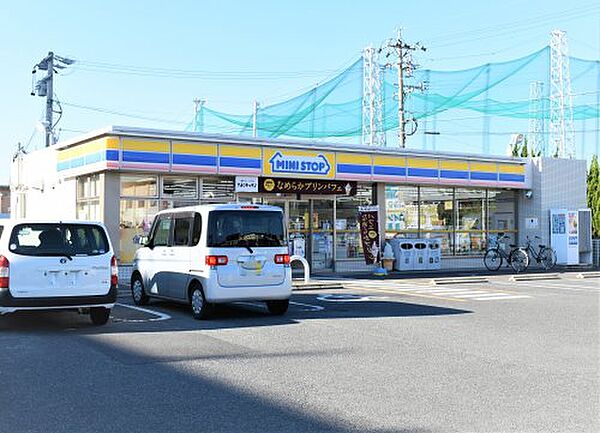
[
  {"x1": 292, "y1": 282, "x2": 344, "y2": 291},
  {"x1": 431, "y1": 276, "x2": 489, "y2": 285},
  {"x1": 509, "y1": 273, "x2": 560, "y2": 281},
  {"x1": 576, "y1": 272, "x2": 600, "y2": 279}
]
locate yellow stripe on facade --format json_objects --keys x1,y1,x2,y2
[
  {"x1": 336, "y1": 152, "x2": 371, "y2": 165},
  {"x1": 58, "y1": 137, "x2": 115, "y2": 162},
  {"x1": 470, "y1": 162, "x2": 497, "y2": 172},
  {"x1": 498, "y1": 163, "x2": 525, "y2": 174},
  {"x1": 373, "y1": 156, "x2": 406, "y2": 167},
  {"x1": 440, "y1": 160, "x2": 469, "y2": 170},
  {"x1": 173, "y1": 142, "x2": 217, "y2": 155},
  {"x1": 407, "y1": 157, "x2": 438, "y2": 169},
  {"x1": 220, "y1": 145, "x2": 261, "y2": 158},
  {"x1": 105, "y1": 137, "x2": 119, "y2": 150},
  {"x1": 122, "y1": 139, "x2": 169, "y2": 153}
]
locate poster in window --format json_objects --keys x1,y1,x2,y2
[{"x1": 552, "y1": 213, "x2": 566, "y2": 234}]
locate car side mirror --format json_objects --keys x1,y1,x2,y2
[{"x1": 136, "y1": 235, "x2": 150, "y2": 247}]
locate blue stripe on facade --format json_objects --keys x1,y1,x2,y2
[
  {"x1": 69, "y1": 156, "x2": 85, "y2": 169},
  {"x1": 173, "y1": 154, "x2": 217, "y2": 166},
  {"x1": 470, "y1": 171, "x2": 498, "y2": 181},
  {"x1": 122, "y1": 151, "x2": 169, "y2": 164},
  {"x1": 57, "y1": 161, "x2": 70, "y2": 171},
  {"x1": 106, "y1": 149, "x2": 119, "y2": 161},
  {"x1": 85, "y1": 151, "x2": 104, "y2": 165},
  {"x1": 499, "y1": 173, "x2": 525, "y2": 182},
  {"x1": 219, "y1": 156, "x2": 261, "y2": 169},
  {"x1": 440, "y1": 170, "x2": 469, "y2": 179},
  {"x1": 337, "y1": 163, "x2": 371, "y2": 175},
  {"x1": 373, "y1": 166, "x2": 406, "y2": 177},
  {"x1": 407, "y1": 168, "x2": 438, "y2": 178}
]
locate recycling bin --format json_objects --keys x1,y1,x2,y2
[
  {"x1": 427, "y1": 239, "x2": 441, "y2": 270},
  {"x1": 413, "y1": 241, "x2": 428, "y2": 270},
  {"x1": 396, "y1": 241, "x2": 415, "y2": 271}
]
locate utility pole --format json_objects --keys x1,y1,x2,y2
[
  {"x1": 31, "y1": 52, "x2": 74, "y2": 147},
  {"x1": 252, "y1": 100, "x2": 260, "y2": 138},
  {"x1": 384, "y1": 29, "x2": 427, "y2": 148},
  {"x1": 193, "y1": 98, "x2": 205, "y2": 132}
]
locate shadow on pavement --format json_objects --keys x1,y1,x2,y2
[
  {"x1": 0, "y1": 293, "x2": 472, "y2": 334},
  {"x1": 0, "y1": 321, "x2": 437, "y2": 433}
]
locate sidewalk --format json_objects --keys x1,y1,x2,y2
[{"x1": 309, "y1": 264, "x2": 597, "y2": 281}]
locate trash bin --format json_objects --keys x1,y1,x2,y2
[
  {"x1": 397, "y1": 241, "x2": 415, "y2": 271},
  {"x1": 427, "y1": 239, "x2": 441, "y2": 270},
  {"x1": 413, "y1": 241, "x2": 428, "y2": 270}
]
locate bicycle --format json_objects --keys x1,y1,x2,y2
[
  {"x1": 521, "y1": 236, "x2": 557, "y2": 271},
  {"x1": 483, "y1": 234, "x2": 529, "y2": 273}
]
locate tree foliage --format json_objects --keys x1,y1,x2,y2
[{"x1": 587, "y1": 155, "x2": 600, "y2": 238}]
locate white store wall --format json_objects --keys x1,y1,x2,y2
[
  {"x1": 518, "y1": 157, "x2": 587, "y2": 250},
  {"x1": 10, "y1": 147, "x2": 76, "y2": 220}
]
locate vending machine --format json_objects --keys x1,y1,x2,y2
[{"x1": 550, "y1": 209, "x2": 579, "y2": 265}]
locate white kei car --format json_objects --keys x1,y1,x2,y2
[
  {"x1": 131, "y1": 204, "x2": 292, "y2": 319},
  {"x1": 0, "y1": 220, "x2": 118, "y2": 325}
]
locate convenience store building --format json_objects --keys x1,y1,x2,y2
[{"x1": 10, "y1": 126, "x2": 588, "y2": 273}]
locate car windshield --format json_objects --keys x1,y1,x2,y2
[
  {"x1": 8, "y1": 223, "x2": 110, "y2": 257},
  {"x1": 207, "y1": 210, "x2": 285, "y2": 248}
]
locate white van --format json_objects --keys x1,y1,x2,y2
[
  {"x1": 0, "y1": 220, "x2": 118, "y2": 325},
  {"x1": 131, "y1": 204, "x2": 292, "y2": 319}
]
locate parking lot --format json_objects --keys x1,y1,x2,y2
[{"x1": 1, "y1": 272, "x2": 598, "y2": 433}]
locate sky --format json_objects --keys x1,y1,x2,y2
[{"x1": 0, "y1": 0, "x2": 599, "y2": 184}]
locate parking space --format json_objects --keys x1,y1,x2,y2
[{"x1": 1, "y1": 272, "x2": 598, "y2": 433}]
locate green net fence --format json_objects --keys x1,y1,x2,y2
[{"x1": 187, "y1": 46, "x2": 600, "y2": 160}]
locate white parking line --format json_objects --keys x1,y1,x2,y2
[
  {"x1": 472, "y1": 295, "x2": 532, "y2": 300},
  {"x1": 289, "y1": 301, "x2": 325, "y2": 311},
  {"x1": 114, "y1": 303, "x2": 172, "y2": 323}
]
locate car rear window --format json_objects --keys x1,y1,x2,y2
[
  {"x1": 9, "y1": 223, "x2": 110, "y2": 257},
  {"x1": 207, "y1": 210, "x2": 285, "y2": 248}
]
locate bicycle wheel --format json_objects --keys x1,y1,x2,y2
[
  {"x1": 540, "y1": 247, "x2": 557, "y2": 270},
  {"x1": 509, "y1": 248, "x2": 529, "y2": 273},
  {"x1": 484, "y1": 248, "x2": 503, "y2": 271}
]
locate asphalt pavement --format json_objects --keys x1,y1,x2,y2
[{"x1": 0, "y1": 272, "x2": 598, "y2": 433}]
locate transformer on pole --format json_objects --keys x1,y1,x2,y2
[
  {"x1": 549, "y1": 29, "x2": 575, "y2": 158},
  {"x1": 362, "y1": 46, "x2": 384, "y2": 147},
  {"x1": 528, "y1": 81, "x2": 545, "y2": 156}
]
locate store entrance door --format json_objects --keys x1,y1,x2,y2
[{"x1": 262, "y1": 198, "x2": 334, "y2": 273}]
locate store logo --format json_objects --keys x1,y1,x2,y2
[{"x1": 269, "y1": 151, "x2": 331, "y2": 175}]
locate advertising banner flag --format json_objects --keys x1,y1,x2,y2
[{"x1": 358, "y1": 205, "x2": 380, "y2": 265}]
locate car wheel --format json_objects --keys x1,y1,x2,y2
[
  {"x1": 90, "y1": 307, "x2": 111, "y2": 326},
  {"x1": 266, "y1": 299, "x2": 289, "y2": 316},
  {"x1": 190, "y1": 284, "x2": 212, "y2": 320},
  {"x1": 131, "y1": 274, "x2": 149, "y2": 306}
]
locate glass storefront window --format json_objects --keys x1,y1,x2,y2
[
  {"x1": 336, "y1": 185, "x2": 371, "y2": 260},
  {"x1": 162, "y1": 177, "x2": 198, "y2": 199},
  {"x1": 311, "y1": 199, "x2": 334, "y2": 270},
  {"x1": 119, "y1": 199, "x2": 159, "y2": 263},
  {"x1": 121, "y1": 175, "x2": 158, "y2": 197},
  {"x1": 76, "y1": 174, "x2": 101, "y2": 222},
  {"x1": 455, "y1": 189, "x2": 486, "y2": 255},
  {"x1": 202, "y1": 178, "x2": 234, "y2": 202},
  {"x1": 76, "y1": 200, "x2": 100, "y2": 221},
  {"x1": 488, "y1": 190, "x2": 517, "y2": 248},
  {"x1": 420, "y1": 187, "x2": 454, "y2": 255},
  {"x1": 160, "y1": 200, "x2": 200, "y2": 211},
  {"x1": 77, "y1": 174, "x2": 100, "y2": 199},
  {"x1": 385, "y1": 185, "x2": 419, "y2": 236},
  {"x1": 288, "y1": 201, "x2": 310, "y2": 259}
]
